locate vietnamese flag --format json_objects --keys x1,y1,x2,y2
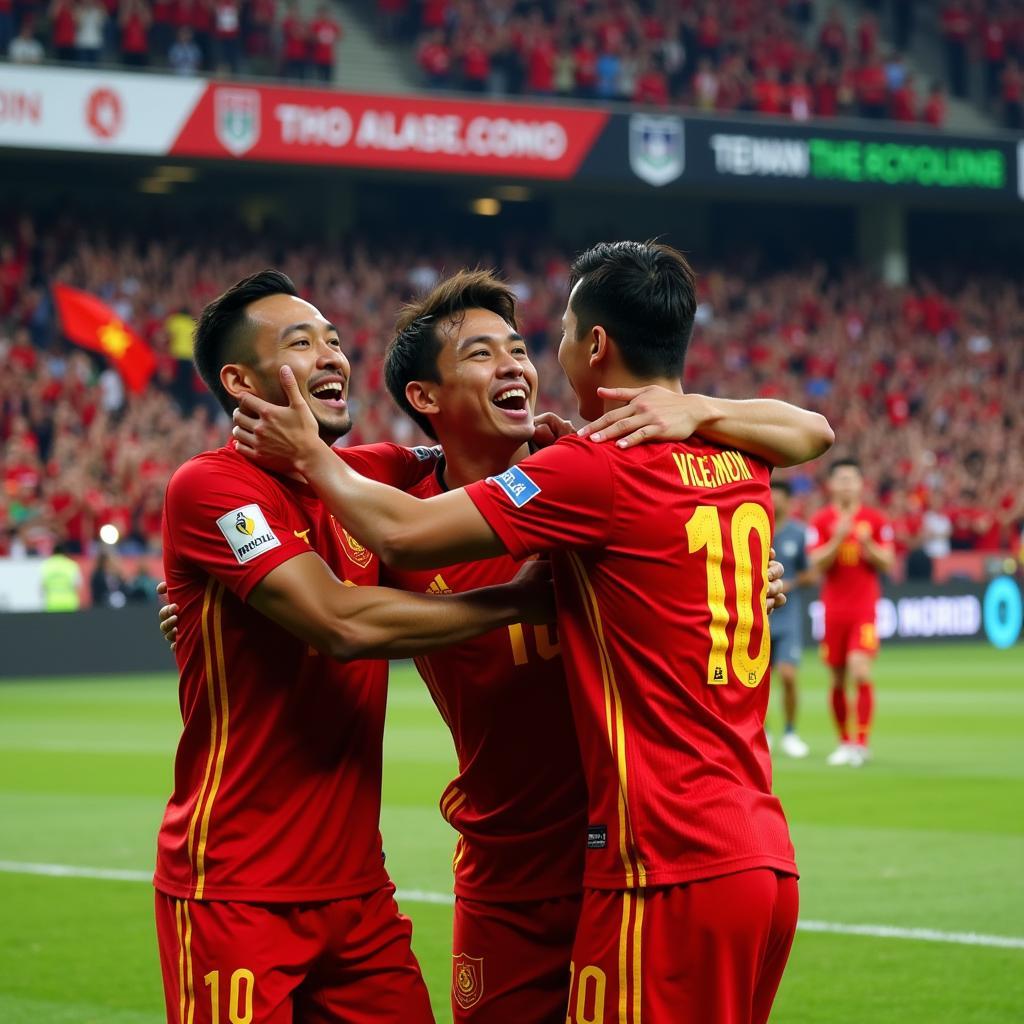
[{"x1": 52, "y1": 284, "x2": 157, "y2": 394}]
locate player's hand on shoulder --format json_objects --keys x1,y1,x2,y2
[
  {"x1": 157, "y1": 580, "x2": 178, "y2": 651},
  {"x1": 766, "y1": 550, "x2": 786, "y2": 615},
  {"x1": 232, "y1": 365, "x2": 324, "y2": 475},
  {"x1": 577, "y1": 386, "x2": 702, "y2": 449},
  {"x1": 532, "y1": 411, "x2": 576, "y2": 448},
  {"x1": 507, "y1": 556, "x2": 556, "y2": 625}
]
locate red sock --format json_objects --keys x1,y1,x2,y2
[
  {"x1": 831, "y1": 687, "x2": 850, "y2": 743},
  {"x1": 856, "y1": 682, "x2": 874, "y2": 747}
]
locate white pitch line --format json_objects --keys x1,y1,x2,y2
[{"x1": 2, "y1": 861, "x2": 1022, "y2": 950}]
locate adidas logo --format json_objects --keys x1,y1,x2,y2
[{"x1": 426, "y1": 574, "x2": 453, "y2": 595}]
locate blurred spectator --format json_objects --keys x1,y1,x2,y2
[
  {"x1": 8, "y1": 18, "x2": 44, "y2": 61},
  {"x1": 169, "y1": 24, "x2": 201, "y2": 73},
  {"x1": 213, "y1": 0, "x2": 241, "y2": 73},
  {"x1": 308, "y1": 3, "x2": 341, "y2": 82},
  {"x1": 635, "y1": 54, "x2": 669, "y2": 106},
  {"x1": 280, "y1": 0, "x2": 308, "y2": 79},
  {"x1": 1003, "y1": 59, "x2": 1023, "y2": 129},
  {"x1": 0, "y1": 0, "x2": 12, "y2": 56},
  {"x1": 90, "y1": 550, "x2": 128, "y2": 608},
  {"x1": 940, "y1": 0, "x2": 971, "y2": 98},
  {"x1": 40, "y1": 543, "x2": 82, "y2": 612},
  {"x1": 75, "y1": 0, "x2": 107, "y2": 62},
  {"x1": 244, "y1": 0, "x2": 275, "y2": 73},
  {"x1": 49, "y1": 0, "x2": 77, "y2": 62},
  {"x1": 417, "y1": 28, "x2": 451, "y2": 88},
  {"x1": 119, "y1": 0, "x2": 151, "y2": 66},
  {"x1": 922, "y1": 81, "x2": 947, "y2": 127}
]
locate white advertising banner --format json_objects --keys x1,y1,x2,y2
[{"x1": 0, "y1": 64, "x2": 204, "y2": 155}]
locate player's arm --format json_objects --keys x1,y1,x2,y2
[
  {"x1": 578, "y1": 386, "x2": 834, "y2": 466},
  {"x1": 808, "y1": 517, "x2": 850, "y2": 572},
  {"x1": 232, "y1": 366, "x2": 507, "y2": 569},
  {"x1": 248, "y1": 551, "x2": 550, "y2": 660}
]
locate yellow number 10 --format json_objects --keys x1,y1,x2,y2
[{"x1": 685, "y1": 502, "x2": 771, "y2": 688}]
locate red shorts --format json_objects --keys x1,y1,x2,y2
[
  {"x1": 451, "y1": 893, "x2": 581, "y2": 1023},
  {"x1": 567, "y1": 870, "x2": 798, "y2": 1024},
  {"x1": 154, "y1": 884, "x2": 434, "y2": 1024},
  {"x1": 821, "y1": 608, "x2": 879, "y2": 668}
]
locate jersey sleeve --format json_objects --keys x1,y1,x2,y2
[
  {"x1": 164, "y1": 456, "x2": 312, "y2": 602},
  {"x1": 463, "y1": 436, "x2": 615, "y2": 559},
  {"x1": 334, "y1": 442, "x2": 442, "y2": 491}
]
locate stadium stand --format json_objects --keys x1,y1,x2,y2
[
  {"x1": 399, "y1": 0, "x2": 950, "y2": 126},
  {"x1": 1, "y1": 0, "x2": 344, "y2": 79},
  {"x1": 1, "y1": 213, "x2": 1021, "y2": 567}
]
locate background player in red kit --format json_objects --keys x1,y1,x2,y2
[
  {"x1": 155, "y1": 270, "x2": 554, "y2": 1024},
  {"x1": 230, "y1": 244, "x2": 835, "y2": 1023},
  {"x1": 808, "y1": 458, "x2": 895, "y2": 767},
  {"x1": 375, "y1": 270, "x2": 822, "y2": 1023}
]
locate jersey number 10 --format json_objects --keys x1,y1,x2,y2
[{"x1": 686, "y1": 502, "x2": 771, "y2": 688}]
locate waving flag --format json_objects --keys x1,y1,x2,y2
[{"x1": 52, "y1": 284, "x2": 157, "y2": 394}]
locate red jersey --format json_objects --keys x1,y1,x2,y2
[
  {"x1": 155, "y1": 441, "x2": 436, "y2": 902},
  {"x1": 807, "y1": 505, "x2": 893, "y2": 618},
  {"x1": 310, "y1": 17, "x2": 341, "y2": 66},
  {"x1": 384, "y1": 463, "x2": 586, "y2": 902},
  {"x1": 465, "y1": 436, "x2": 797, "y2": 891}
]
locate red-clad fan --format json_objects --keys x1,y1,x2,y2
[
  {"x1": 808, "y1": 459, "x2": 894, "y2": 768},
  {"x1": 309, "y1": 3, "x2": 342, "y2": 81},
  {"x1": 280, "y1": 0, "x2": 307, "y2": 79},
  {"x1": 232, "y1": 243, "x2": 835, "y2": 1023}
]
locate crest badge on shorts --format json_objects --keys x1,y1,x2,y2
[
  {"x1": 215, "y1": 88, "x2": 261, "y2": 157},
  {"x1": 452, "y1": 953, "x2": 484, "y2": 1010},
  {"x1": 629, "y1": 113, "x2": 685, "y2": 187}
]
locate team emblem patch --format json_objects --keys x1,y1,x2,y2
[
  {"x1": 215, "y1": 88, "x2": 260, "y2": 157},
  {"x1": 331, "y1": 518, "x2": 373, "y2": 568},
  {"x1": 216, "y1": 504, "x2": 281, "y2": 564},
  {"x1": 629, "y1": 113, "x2": 685, "y2": 187},
  {"x1": 452, "y1": 953, "x2": 484, "y2": 1010},
  {"x1": 488, "y1": 466, "x2": 540, "y2": 508}
]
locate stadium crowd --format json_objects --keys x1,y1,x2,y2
[
  {"x1": 1, "y1": 214, "x2": 1021, "y2": 563},
  {"x1": 1, "y1": 0, "x2": 343, "y2": 79},
  {"x1": 935, "y1": 0, "x2": 1024, "y2": 128},
  {"x1": 406, "y1": 0, "x2": 949, "y2": 126}
]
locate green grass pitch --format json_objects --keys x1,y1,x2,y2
[{"x1": 0, "y1": 642, "x2": 1022, "y2": 1023}]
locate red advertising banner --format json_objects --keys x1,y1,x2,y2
[{"x1": 171, "y1": 85, "x2": 609, "y2": 178}]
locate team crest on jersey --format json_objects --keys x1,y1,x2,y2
[
  {"x1": 331, "y1": 517, "x2": 373, "y2": 568},
  {"x1": 452, "y1": 954, "x2": 484, "y2": 1010}
]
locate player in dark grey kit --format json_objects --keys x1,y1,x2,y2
[{"x1": 770, "y1": 480, "x2": 817, "y2": 757}]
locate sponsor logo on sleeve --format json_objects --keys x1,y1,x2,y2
[
  {"x1": 411, "y1": 444, "x2": 443, "y2": 462},
  {"x1": 216, "y1": 504, "x2": 281, "y2": 564},
  {"x1": 488, "y1": 466, "x2": 540, "y2": 508}
]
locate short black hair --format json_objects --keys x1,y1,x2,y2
[
  {"x1": 385, "y1": 269, "x2": 519, "y2": 439},
  {"x1": 771, "y1": 480, "x2": 792, "y2": 496},
  {"x1": 569, "y1": 240, "x2": 697, "y2": 379},
  {"x1": 829, "y1": 457, "x2": 862, "y2": 475},
  {"x1": 193, "y1": 269, "x2": 299, "y2": 414}
]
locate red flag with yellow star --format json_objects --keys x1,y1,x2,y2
[{"x1": 53, "y1": 284, "x2": 157, "y2": 394}]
